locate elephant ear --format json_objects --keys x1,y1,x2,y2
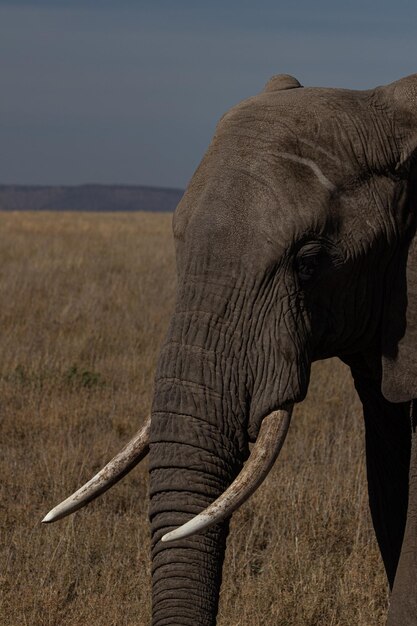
[{"x1": 381, "y1": 74, "x2": 417, "y2": 402}]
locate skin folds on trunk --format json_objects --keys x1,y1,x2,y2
[
  {"x1": 149, "y1": 305, "x2": 248, "y2": 625},
  {"x1": 149, "y1": 402, "x2": 244, "y2": 625},
  {"x1": 150, "y1": 435, "x2": 233, "y2": 626},
  {"x1": 147, "y1": 249, "x2": 306, "y2": 623}
]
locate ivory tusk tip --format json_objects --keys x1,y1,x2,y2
[
  {"x1": 41, "y1": 502, "x2": 75, "y2": 523},
  {"x1": 161, "y1": 515, "x2": 213, "y2": 542},
  {"x1": 41, "y1": 505, "x2": 70, "y2": 523},
  {"x1": 42, "y1": 510, "x2": 57, "y2": 523},
  {"x1": 161, "y1": 529, "x2": 182, "y2": 543}
]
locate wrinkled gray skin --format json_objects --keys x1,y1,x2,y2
[{"x1": 150, "y1": 74, "x2": 417, "y2": 625}]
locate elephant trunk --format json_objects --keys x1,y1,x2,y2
[
  {"x1": 149, "y1": 306, "x2": 249, "y2": 625},
  {"x1": 150, "y1": 432, "x2": 235, "y2": 626},
  {"x1": 149, "y1": 408, "x2": 245, "y2": 625}
]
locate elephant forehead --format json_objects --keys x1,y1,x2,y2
[
  {"x1": 215, "y1": 85, "x2": 389, "y2": 176},
  {"x1": 174, "y1": 166, "x2": 333, "y2": 272},
  {"x1": 183, "y1": 90, "x2": 381, "y2": 216},
  {"x1": 175, "y1": 131, "x2": 338, "y2": 256},
  {"x1": 174, "y1": 84, "x2": 394, "y2": 269}
]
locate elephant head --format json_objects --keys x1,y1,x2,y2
[{"x1": 44, "y1": 73, "x2": 417, "y2": 625}]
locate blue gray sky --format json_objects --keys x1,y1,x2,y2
[{"x1": 1, "y1": 0, "x2": 417, "y2": 189}]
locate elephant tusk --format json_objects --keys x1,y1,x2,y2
[
  {"x1": 161, "y1": 407, "x2": 292, "y2": 542},
  {"x1": 42, "y1": 417, "x2": 151, "y2": 523}
]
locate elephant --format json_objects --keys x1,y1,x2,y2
[{"x1": 43, "y1": 72, "x2": 417, "y2": 625}]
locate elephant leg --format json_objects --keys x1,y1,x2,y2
[
  {"x1": 350, "y1": 366, "x2": 411, "y2": 588},
  {"x1": 387, "y1": 405, "x2": 417, "y2": 625}
]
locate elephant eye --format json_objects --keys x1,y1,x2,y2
[{"x1": 295, "y1": 243, "x2": 322, "y2": 284}]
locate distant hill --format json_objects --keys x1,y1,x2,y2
[{"x1": 0, "y1": 184, "x2": 184, "y2": 212}]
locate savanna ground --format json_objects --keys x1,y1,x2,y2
[{"x1": 0, "y1": 212, "x2": 388, "y2": 625}]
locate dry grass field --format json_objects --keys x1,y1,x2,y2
[{"x1": 0, "y1": 212, "x2": 388, "y2": 625}]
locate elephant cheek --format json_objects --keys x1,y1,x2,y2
[{"x1": 247, "y1": 341, "x2": 310, "y2": 442}]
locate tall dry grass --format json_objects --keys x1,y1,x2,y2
[{"x1": 0, "y1": 212, "x2": 388, "y2": 625}]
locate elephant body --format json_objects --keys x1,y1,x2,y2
[
  {"x1": 45, "y1": 74, "x2": 417, "y2": 625},
  {"x1": 150, "y1": 74, "x2": 417, "y2": 625}
]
